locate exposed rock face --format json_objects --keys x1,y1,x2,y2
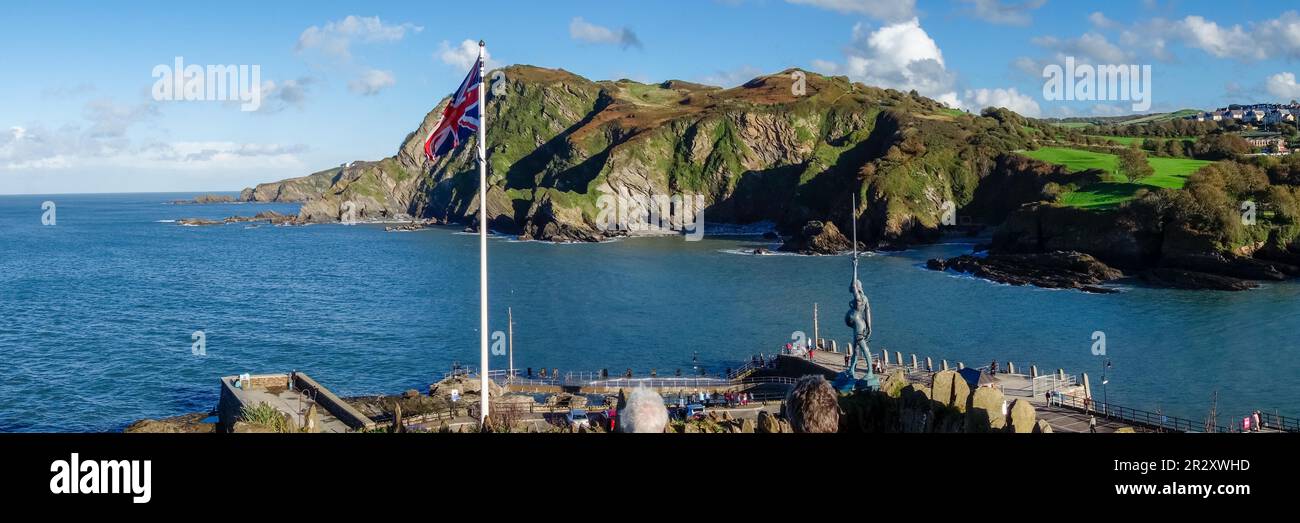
[
  {"x1": 779, "y1": 220, "x2": 852, "y2": 254},
  {"x1": 241, "y1": 167, "x2": 342, "y2": 203},
  {"x1": 243, "y1": 65, "x2": 1039, "y2": 243},
  {"x1": 929, "y1": 251, "x2": 1123, "y2": 293}
]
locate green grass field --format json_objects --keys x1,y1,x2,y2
[{"x1": 1020, "y1": 146, "x2": 1212, "y2": 208}]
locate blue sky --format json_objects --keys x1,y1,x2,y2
[{"x1": 3, "y1": 0, "x2": 1300, "y2": 194}]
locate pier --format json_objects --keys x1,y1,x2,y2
[{"x1": 800, "y1": 347, "x2": 1282, "y2": 433}]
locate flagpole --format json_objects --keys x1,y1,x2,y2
[{"x1": 477, "y1": 39, "x2": 489, "y2": 426}]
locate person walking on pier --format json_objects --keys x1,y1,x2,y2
[{"x1": 1089, "y1": 415, "x2": 1097, "y2": 433}]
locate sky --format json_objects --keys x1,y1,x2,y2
[{"x1": 4, "y1": 0, "x2": 1300, "y2": 194}]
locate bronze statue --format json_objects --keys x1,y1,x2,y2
[{"x1": 834, "y1": 194, "x2": 879, "y2": 392}]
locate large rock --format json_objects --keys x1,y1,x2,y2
[
  {"x1": 756, "y1": 410, "x2": 783, "y2": 434},
  {"x1": 1007, "y1": 398, "x2": 1037, "y2": 433},
  {"x1": 1141, "y1": 268, "x2": 1258, "y2": 291},
  {"x1": 899, "y1": 384, "x2": 933, "y2": 433},
  {"x1": 1034, "y1": 419, "x2": 1053, "y2": 433},
  {"x1": 931, "y1": 370, "x2": 971, "y2": 413},
  {"x1": 931, "y1": 251, "x2": 1123, "y2": 293},
  {"x1": 231, "y1": 421, "x2": 277, "y2": 433},
  {"x1": 779, "y1": 221, "x2": 853, "y2": 254},
  {"x1": 430, "y1": 375, "x2": 503, "y2": 401},
  {"x1": 965, "y1": 386, "x2": 1007, "y2": 432},
  {"x1": 124, "y1": 413, "x2": 215, "y2": 433}
]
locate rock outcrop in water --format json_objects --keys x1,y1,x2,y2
[
  {"x1": 927, "y1": 251, "x2": 1123, "y2": 293},
  {"x1": 779, "y1": 220, "x2": 854, "y2": 254},
  {"x1": 243, "y1": 66, "x2": 1041, "y2": 244}
]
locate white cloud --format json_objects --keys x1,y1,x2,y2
[
  {"x1": 1031, "y1": 32, "x2": 1133, "y2": 65},
  {"x1": 82, "y1": 98, "x2": 160, "y2": 138},
  {"x1": 254, "y1": 77, "x2": 316, "y2": 113},
  {"x1": 568, "y1": 17, "x2": 642, "y2": 49},
  {"x1": 816, "y1": 19, "x2": 958, "y2": 102},
  {"x1": 436, "y1": 39, "x2": 500, "y2": 71},
  {"x1": 296, "y1": 15, "x2": 422, "y2": 61},
  {"x1": 962, "y1": 87, "x2": 1042, "y2": 117},
  {"x1": 1176, "y1": 15, "x2": 1261, "y2": 60},
  {"x1": 0, "y1": 98, "x2": 307, "y2": 172},
  {"x1": 785, "y1": 0, "x2": 915, "y2": 22},
  {"x1": 348, "y1": 69, "x2": 396, "y2": 96},
  {"x1": 959, "y1": 0, "x2": 1045, "y2": 26},
  {"x1": 1088, "y1": 11, "x2": 1118, "y2": 29},
  {"x1": 1266, "y1": 72, "x2": 1300, "y2": 100}
]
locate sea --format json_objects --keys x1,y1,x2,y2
[{"x1": 1, "y1": 192, "x2": 1298, "y2": 431}]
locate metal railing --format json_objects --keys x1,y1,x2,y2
[
  {"x1": 1261, "y1": 412, "x2": 1300, "y2": 432},
  {"x1": 1053, "y1": 393, "x2": 1229, "y2": 433}
]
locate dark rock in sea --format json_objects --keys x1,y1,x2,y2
[
  {"x1": 177, "y1": 218, "x2": 223, "y2": 226},
  {"x1": 1140, "y1": 268, "x2": 1258, "y2": 291},
  {"x1": 1162, "y1": 253, "x2": 1288, "y2": 281},
  {"x1": 168, "y1": 194, "x2": 236, "y2": 205},
  {"x1": 925, "y1": 258, "x2": 946, "y2": 271},
  {"x1": 753, "y1": 247, "x2": 769, "y2": 255},
  {"x1": 225, "y1": 210, "x2": 297, "y2": 225},
  {"x1": 778, "y1": 220, "x2": 856, "y2": 255},
  {"x1": 930, "y1": 251, "x2": 1123, "y2": 293}
]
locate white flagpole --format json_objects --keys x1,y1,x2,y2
[{"x1": 477, "y1": 40, "x2": 489, "y2": 426}]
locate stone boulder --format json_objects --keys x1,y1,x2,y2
[
  {"x1": 757, "y1": 410, "x2": 783, "y2": 434},
  {"x1": 1034, "y1": 419, "x2": 1053, "y2": 433},
  {"x1": 898, "y1": 384, "x2": 933, "y2": 433},
  {"x1": 231, "y1": 421, "x2": 277, "y2": 433},
  {"x1": 1007, "y1": 398, "x2": 1036, "y2": 433},
  {"x1": 430, "y1": 375, "x2": 503, "y2": 401},
  {"x1": 965, "y1": 386, "x2": 1007, "y2": 433},
  {"x1": 931, "y1": 370, "x2": 971, "y2": 413}
]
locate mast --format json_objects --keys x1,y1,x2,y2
[
  {"x1": 812, "y1": 303, "x2": 819, "y2": 351},
  {"x1": 477, "y1": 40, "x2": 489, "y2": 425},
  {"x1": 507, "y1": 306, "x2": 514, "y2": 381}
]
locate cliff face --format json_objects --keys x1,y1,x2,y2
[{"x1": 243, "y1": 65, "x2": 1039, "y2": 243}]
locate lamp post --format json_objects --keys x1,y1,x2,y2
[{"x1": 1101, "y1": 358, "x2": 1111, "y2": 417}]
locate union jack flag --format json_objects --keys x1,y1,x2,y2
[{"x1": 423, "y1": 56, "x2": 483, "y2": 161}]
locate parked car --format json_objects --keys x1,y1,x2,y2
[{"x1": 566, "y1": 408, "x2": 590, "y2": 428}]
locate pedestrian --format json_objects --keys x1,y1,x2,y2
[{"x1": 1089, "y1": 415, "x2": 1097, "y2": 434}]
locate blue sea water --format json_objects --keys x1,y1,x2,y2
[{"x1": 1, "y1": 192, "x2": 1298, "y2": 431}]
